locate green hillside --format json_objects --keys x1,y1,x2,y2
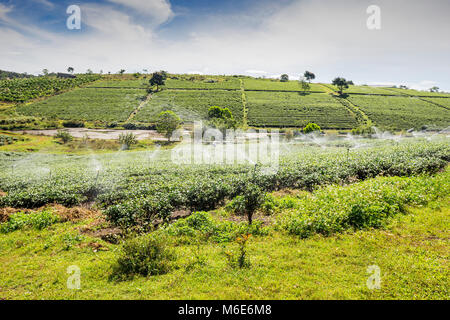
[{"x1": 2, "y1": 74, "x2": 449, "y2": 130}]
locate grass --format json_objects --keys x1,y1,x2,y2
[
  {"x1": 347, "y1": 95, "x2": 450, "y2": 130},
  {"x1": 86, "y1": 80, "x2": 148, "y2": 88},
  {"x1": 17, "y1": 88, "x2": 147, "y2": 122},
  {"x1": 164, "y1": 78, "x2": 241, "y2": 90},
  {"x1": 0, "y1": 196, "x2": 448, "y2": 299},
  {"x1": 0, "y1": 132, "x2": 157, "y2": 154},
  {"x1": 246, "y1": 91, "x2": 358, "y2": 128}
]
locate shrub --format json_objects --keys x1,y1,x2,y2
[
  {"x1": 55, "y1": 130, "x2": 73, "y2": 144},
  {"x1": 0, "y1": 209, "x2": 59, "y2": 233},
  {"x1": 224, "y1": 234, "x2": 251, "y2": 269},
  {"x1": 118, "y1": 132, "x2": 137, "y2": 150},
  {"x1": 62, "y1": 120, "x2": 85, "y2": 128},
  {"x1": 110, "y1": 234, "x2": 176, "y2": 280},
  {"x1": 303, "y1": 123, "x2": 321, "y2": 134}
]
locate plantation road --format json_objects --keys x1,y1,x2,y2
[{"x1": 20, "y1": 128, "x2": 190, "y2": 141}]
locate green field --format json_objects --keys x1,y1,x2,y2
[
  {"x1": 134, "y1": 89, "x2": 243, "y2": 122},
  {"x1": 243, "y1": 79, "x2": 325, "y2": 92},
  {"x1": 246, "y1": 91, "x2": 358, "y2": 128},
  {"x1": 16, "y1": 88, "x2": 146, "y2": 122},
  {"x1": 164, "y1": 78, "x2": 241, "y2": 90},
  {"x1": 86, "y1": 79, "x2": 147, "y2": 88},
  {"x1": 385, "y1": 87, "x2": 450, "y2": 97},
  {"x1": 347, "y1": 95, "x2": 450, "y2": 130}
]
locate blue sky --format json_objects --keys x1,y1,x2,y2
[{"x1": 1, "y1": 0, "x2": 449, "y2": 91}]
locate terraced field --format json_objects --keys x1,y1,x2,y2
[
  {"x1": 246, "y1": 91, "x2": 358, "y2": 128},
  {"x1": 17, "y1": 88, "x2": 147, "y2": 122},
  {"x1": 385, "y1": 88, "x2": 450, "y2": 97},
  {"x1": 347, "y1": 95, "x2": 450, "y2": 130},
  {"x1": 134, "y1": 89, "x2": 243, "y2": 122},
  {"x1": 164, "y1": 78, "x2": 241, "y2": 90},
  {"x1": 243, "y1": 79, "x2": 325, "y2": 92},
  {"x1": 86, "y1": 79, "x2": 147, "y2": 88}
]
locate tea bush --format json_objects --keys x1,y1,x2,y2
[{"x1": 110, "y1": 233, "x2": 176, "y2": 280}]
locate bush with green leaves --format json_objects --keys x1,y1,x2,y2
[
  {"x1": 279, "y1": 168, "x2": 450, "y2": 238},
  {"x1": 110, "y1": 233, "x2": 176, "y2": 280},
  {"x1": 303, "y1": 123, "x2": 321, "y2": 134},
  {"x1": 164, "y1": 211, "x2": 269, "y2": 243},
  {"x1": 54, "y1": 130, "x2": 73, "y2": 144},
  {"x1": 0, "y1": 209, "x2": 59, "y2": 233},
  {"x1": 156, "y1": 110, "x2": 181, "y2": 141},
  {"x1": 118, "y1": 132, "x2": 137, "y2": 150}
]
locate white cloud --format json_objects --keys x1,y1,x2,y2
[
  {"x1": 33, "y1": 0, "x2": 54, "y2": 9},
  {"x1": 107, "y1": 0, "x2": 173, "y2": 25}
]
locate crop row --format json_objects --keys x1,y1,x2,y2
[
  {"x1": 134, "y1": 90, "x2": 244, "y2": 122},
  {"x1": 246, "y1": 92, "x2": 359, "y2": 128},
  {"x1": 0, "y1": 75, "x2": 101, "y2": 102},
  {"x1": 0, "y1": 140, "x2": 448, "y2": 227},
  {"x1": 17, "y1": 88, "x2": 147, "y2": 122},
  {"x1": 346, "y1": 95, "x2": 450, "y2": 130}
]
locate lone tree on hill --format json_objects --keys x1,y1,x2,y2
[
  {"x1": 280, "y1": 74, "x2": 289, "y2": 82},
  {"x1": 429, "y1": 86, "x2": 439, "y2": 93},
  {"x1": 304, "y1": 71, "x2": 315, "y2": 83},
  {"x1": 67, "y1": 67, "x2": 74, "y2": 74},
  {"x1": 150, "y1": 71, "x2": 167, "y2": 91},
  {"x1": 156, "y1": 110, "x2": 181, "y2": 142},
  {"x1": 332, "y1": 77, "x2": 349, "y2": 95},
  {"x1": 119, "y1": 69, "x2": 125, "y2": 75}
]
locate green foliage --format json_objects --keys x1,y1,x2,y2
[
  {"x1": 55, "y1": 130, "x2": 73, "y2": 144},
  {"x1": 156, "y1": 110, "x2": 181, "y2": 141},
  {"x1": 303, "y1": 122, "x2": 321, "y2": 133},
  {"x1": 110, "y1": 233, "x2": 176, "y2": 280},
  {"x1": 332, "y1": 77, "x2": 349, "y2": 95},
  {"x1": 149, "y1": 71, "x2": 167, "y2": 91},
  {"x1": 280, "y1": 74, "x2": 289, "y2": 82},
  {"x1": 0, "y1": 209, "x2": 59, "y2": 233},
  {"x1": 118, "y1": 132, "x2": 137, "y2": 149},
  {"x1": 280, "y1": 169, "x2": 450, "y2": 238},
  {"x1": 224, "y1": 234, "x2": 251, "y2": 269},
  {"x1": 165, "y1": 211, "x2": 269, "y2": 243},
  {"x1": 304, "y1": 71, "x2": 315, "y2": 82}
]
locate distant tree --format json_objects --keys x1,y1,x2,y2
[
  {"x1": 149, "y1": 71, "x2": 166, "y2": 91},
  {"x1": 143, "y1": 69, "x2": 148, "y2": 73},
  {"x1": 280, "y1": 74, "x2": 289, "y2": 82},
  {"x1": 429, "y1": 86, "x2": 439, "y2": 93},
  {"x1": 156, "y1": 110, "x2": 181, "y2": 141},
  {"x1": 86, "y1": 69, "x2": 93, "y2": 74},
  {"x1": 119, "y1": 132, "x2": 137, "y2": 150},
  {"x1": 332, "y1": 77, "x2": 349, "y2": 95},
  {"x1": 67, "y1": 67, "x2": 74, "y2": 74},
  {"x1": 42, "y1": 69, "x2": 49, "y2": 76},
  {"x1": 299, "y1": 79, "x2": 310, "y2": 93},
  {"x1": 207, "y1": 106, "x2": 236, "y2": 132},
  {"x1": 55, "y1": 130, "x2": 73, "y2": 144},
  {"x1": 399, "y1": 85, "x2": 409, "y2": 90},
  {"x1": 304, "y1": 71, "x2": 315, "y2": 83},
  {"x1": 119, "y1": 69, "x2": 126, "y2": 75},
  {"x1": 347, "y1": 80, "x2": 354, "y2": 85}
]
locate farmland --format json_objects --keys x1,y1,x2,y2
[
  {"x1": 0, "y1": 75, "x2": 100, "y2": 102},
  {"x1": 243, "y1": 78, "x2": 325, "y2": 92},
  {"x1": 164, "y1": 78, "x2": 241, "y2": 90},
  {"x1": 347, "y1": 95, "x2": 450, "y2": 130},
  {"x1": 16, "y1": 88, "x2": 147, "y2": 122},
  {"x1": 134, "y1": 90, "x2": 244, "y2": 122},
  {"x1": 246, "y1": 91, "x2": 358, "y2": 128}
]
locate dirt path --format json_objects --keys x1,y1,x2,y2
[
  {"x1": 126, "y1": 92, "x2": 152, "y2": 122},
  {"x1": 21, "y1": 128, "x2": 170, "y2": 141}
]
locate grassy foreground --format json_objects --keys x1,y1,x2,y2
[{"x1": 0, "y1": 182, "x2": 448, "y2": 299}]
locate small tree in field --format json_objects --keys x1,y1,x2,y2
[
  {"x1": 242, "y1": 183, "x2": 265, "y2": 225},
  {"x1": 150, "y1": 71, "x2": 167, "y2": 91},
  {"x1": 332, "y1": 77, "x2": 349, "y2": 95},
  {"x1": 304, "y1": 71, "x2": 315, "y2": 83},
  {"x1": 55, "y1": 130, "x2": 73, "y2": 144},
  {"x1": 67, "y1": 67, "x2": 74, "y2": 74},
  {"x1": 429, "y1": 86, "x2": 439, "y2": 93},
  {"x1": 156, "y1": 110, "x2": 180, "y2": 141},
  {"x1": 303, "y1": 122, "x2": 321, "y2": 134},
  {"x1": 299, "y1": 79, "x2": 310, "y2": 93},
  {"x1": 280, "y1": 74, "x2": 289, "y2": 82}
]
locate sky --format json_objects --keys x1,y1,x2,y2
[{"x1": 1, "y1": 0, "x2": 449, "y2": 91}]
